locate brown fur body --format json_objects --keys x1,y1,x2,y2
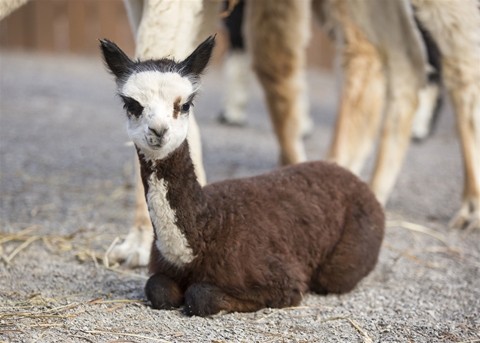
[{"x1": 142, "y1": 142, "x2": 384, "y2": 316}]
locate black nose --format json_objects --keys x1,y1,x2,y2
[{"x1": 149, "y1": 127, "x2": 167, "y2": 140}]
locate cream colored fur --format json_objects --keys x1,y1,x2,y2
[
  {"x1": 221, "y1": 50, "x2": 250, "y2": 125},
  {"x1": 0, "y1": 0, "x2": 28, "y2": 21},
  {"x1": 325, "y1": 0, "x2": 480, "y2": 230},
  {"x1": 326, "y1": 0, "x2": 385, "y2": 176},
  {"x1": 108, "y1": 0, "x2": 220, "y2": 266},
  {"x1": 411, "y1": 81, "x2": 441, "y2": 141},
  {"x1": 246, "y1": 0, "x2": 311, "y2": 165},
  {"x1": 412, "y1": 0, "x2": 480, "y2": 230},
  {"x1": 334, "y1": 0, "x2": 427, "y2": 205}
]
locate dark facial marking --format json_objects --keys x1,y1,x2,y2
[
  {"x1": 120, "y1": 95, "x2": 144, "y2": 118},
  {"x1": 173, "y1": 96, "x2": 194, "y2": 119},
  {"x1": 173, "y1": 97, "x2": 182, "y2": 119}
]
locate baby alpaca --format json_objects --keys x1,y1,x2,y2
[{"x1": 100, "y1": 36, "x2": 385, "y2": 316}]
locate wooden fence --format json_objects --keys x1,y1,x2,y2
[
  {"x1": 0, "y1": 0, "x2": 334, "y2": 69},
  {"x1": 0, "y1": 0, "x2": 135, "y2": 55}
]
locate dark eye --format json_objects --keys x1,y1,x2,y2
[
  {"x1": 120, "y1": 95, "x2": 144, "y2": 117},
  {"x1": 181, "y1": 102, "x2": 192, "y2": 113}
]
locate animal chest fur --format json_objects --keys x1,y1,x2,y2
[{"x1": 146, "y1": 173, "x2": 195, "y2": 266}]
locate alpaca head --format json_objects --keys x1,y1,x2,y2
[{"x1": 100, "y1": 36, "x2": 215, "y2": 161}]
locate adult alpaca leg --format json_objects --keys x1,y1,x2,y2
[
  {"x1": 246, "y1": 0, "x2": 311, "y2": 165},
  {"x1": 218, "y1": 0, "x2": 250, "y2": 126},
  {"x1": 108, "y1": 155, "x2": 153, "y2": 266},
  {"x1": 108, "y1": 0, "x2": 219, "y2": 266},
  {"x1": 413, "y1": 0, "x2": 480, "y2": 231},
  {"x1": 322, "y1": 0, "x2": 385, "y2": 176},
  {"x1": 411, "y1": 22, "x2": 443, "y2": 142},
  {"x1": 343, "y1": 0, "x2": 428, "y2": 205},
  {"x1": 134, "y1": 0, "x2": 216, "y2": 186}
]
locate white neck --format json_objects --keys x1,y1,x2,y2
[{"x1": 146, "y1": 173, "x2": 195, "y2": 266}]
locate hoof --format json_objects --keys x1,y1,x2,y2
[
  {"x1": 145, "y1": 274, "x2": 183, "y2": 310},
  {"x1": 449, "y1": 200, "x2": 480, "y2": 232},
  {"x1": 217, "y1": 111, "x2": 247, "y2": 127},
  {"x1": 106, "y1": 226, "x2": 152, "y2": 267},
  {"x1": 183, "y1": 283, "x2": 225, "y2": 317}
]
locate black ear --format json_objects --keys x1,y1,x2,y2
[
  {"x1": 180, "y1": 35, "x2": 216, "y2": 75},
  {"x1": 99, "y1": 39, "x2": 134, "y2": 80}
]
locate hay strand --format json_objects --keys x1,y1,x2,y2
[
  {"x1": 387, "y1": 220, "x2": 449, "y2": 246},
  {"x1": 347, "y1": 318, "x2": 373, "y2": 343},
  {"x1": 103, "y1": 236, "x2": 120, "y2": 268},
  {"x1": 4, "y1": 236, "x2": 40, "y2": 263}
]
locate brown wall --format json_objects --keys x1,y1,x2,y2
[
  {"x1": 0, "y1": 0, "x2": 135, "y2": 56},
  {"x1": 0, "y1": 0, "x2": 334, "y2": 70}
]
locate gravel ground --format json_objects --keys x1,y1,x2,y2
[{"x1": 0, "y1": 51, "x2": 479, "y2": 343}]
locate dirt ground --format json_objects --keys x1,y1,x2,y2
[{"x1": 0, "y1": 51, "x2": 479, "y2": 343}]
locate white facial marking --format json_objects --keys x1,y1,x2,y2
[
  {"x1": 147, "y1": 174, "x2": 195, "y2": 266},
  {"x1": 121, "y1": 71, "x2": 195, "y2": 161}
]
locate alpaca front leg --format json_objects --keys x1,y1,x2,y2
[
  {"x1": 327, "y1": 39, "x2": 385, "y2": 176},
  {"x1": 370, "y1": 80, "x2": 419, "y2": 205},
  {"x1": 107, "y1": 154, "x2": 153, "y2": 267},
  {"x1": 246, "y1": 0, "x2": 311, "y2": 165},
  {"x1": 219, "y1": 50, "x2": 250, "y2": 126},
  {"x1": 411, "y1": 24, "x2": 443, "y2": 143},
  {"x1": 447, "y1": 70, "x2": 480, "y2": 230},
  {"x1": 326, "y1": 0, "x2": 385, "y2": 175},
  {"x1": 411, "y1": 77, "x2": 442, "y2": 142},
  {"x1": 413, "y1": 0, "x2": 480, "y2": 231},
  {"x1": 343, "y1": 0, "x2": 427, "y2": 204},
  {"x1": 145, "y1": 274, "x2": 184, "y2": 310},
  {"x1": 218, "y1": 0, "x2": 249, "y2": 126}
]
